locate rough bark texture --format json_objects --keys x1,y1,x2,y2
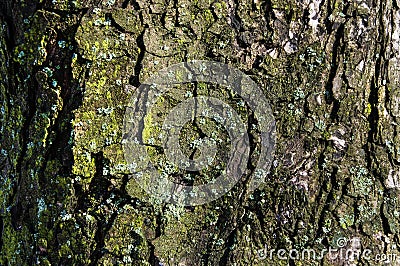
[{"x1": 1, "y1": 0, "x2": 400, "y2": 265}]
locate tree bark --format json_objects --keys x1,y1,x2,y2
[{"x1": 1, "y1": 0, "x2": 400, "y2": 265}]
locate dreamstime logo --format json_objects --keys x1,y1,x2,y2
[
  {"x1": 257, "y1": 237, "x2": 399, "y2": 263},
  {"x1": 122, "y1": 60, "x2": 276, "y2": 206}
]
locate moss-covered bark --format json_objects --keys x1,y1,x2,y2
[{"x1": 1, "y1": 0, "x2": 400, "y2": 265}]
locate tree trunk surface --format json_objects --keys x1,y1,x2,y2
[{"x1": 1, "y1": 0, "x2": 400, "y2": 265}]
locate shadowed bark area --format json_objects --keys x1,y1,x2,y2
[{"x1": 1, "y1": 0, "x2": 400, "y2": 265}]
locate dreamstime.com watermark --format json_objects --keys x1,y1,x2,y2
[
  {"x1": 257, "y1": 237, "x2": 399, "y2": 263},
  {"x1": 122, "y1": 60, "x2": 276, "y2": 206}
]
